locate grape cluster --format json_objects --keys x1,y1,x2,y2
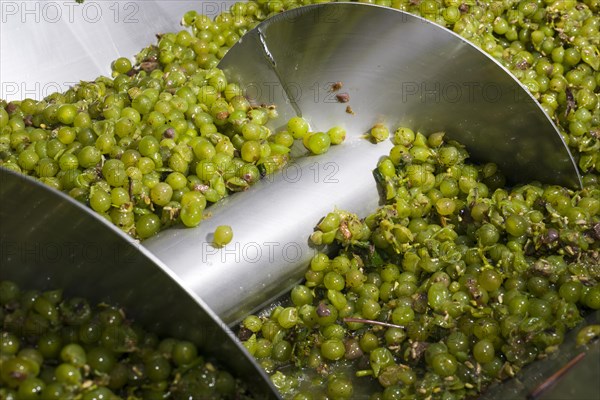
[
  {"x1": 239, "y1": 128, "x2": 599, "y2": 399},
  {"x1": 0, "y1": 280, "x2": 251, "y2": 400}
]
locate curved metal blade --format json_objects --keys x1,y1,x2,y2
[
  {"x1": 0, "y1": 167, "x2": 280, "y2": 400},
  {"x1": 218, "y1": 2, "x2": 581, "y2": 188}
]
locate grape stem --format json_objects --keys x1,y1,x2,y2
[
  {"x1": 343, "y1": 317, "x2": 404, "y2": 329},
  {"x1": 527, "y1": 352, "x2": 586, "y2": 399}
]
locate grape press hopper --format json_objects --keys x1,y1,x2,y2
[{"x1": 0, "y1": 3, "x2": 585, "y2": 399}]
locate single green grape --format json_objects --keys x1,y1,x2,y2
[
  {"x1": 213, "y1": 225, "x2": 233, "y2": 247},
  {"x1": 327, "y1": 126, "x2": 346, "y2": 145},
  {"x1": 307, "y1": 132, "x2": 331, "y2": 155},
  {"x1": 136, "y1": 214, "x2": 161, "y2": 239},
  {"x1": 172, "y1": 341, "x2": 197, "y2": 366},
  {"x1": 370, "y1": 124, "x2": 390, "y2": 143},
  {"x1": 321, "y1": 339, "x2": 346, "y2": 361},
  {"x1": 287, "y1": 116, "x2": 309, "y2": 139},
  {"x1": 112, "y1": 57, "x2": 132, "y2": 74},
  {"x1": 150, "y1": 182, "x2": 173, "y2": 206},
  {"x1": 57, "y1": 104, "x2": 77, "y2": 125}
]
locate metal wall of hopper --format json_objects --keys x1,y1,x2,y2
[{"x1": 0, "y1": 168, "x2": 280, "y2": 399}]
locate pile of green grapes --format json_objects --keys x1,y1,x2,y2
[
  {"x1": 0, "y1": 281, "x2": 252, "y2": 399},
  {"x1": 239, "y1": 127, "x2": 599, "y2": 399},
  {"x1": 0, "y1": 0, "x2": 598, "y2": 398},
  {"x1": 0, "y1": 7, "x2": 346, "y2": 240}
]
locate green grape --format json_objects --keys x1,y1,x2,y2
[
  {"x1": 87, "y1": 347, "x2": 116, "y2": 374},
  {"x1": 77, "y1": 146, "x2": 102, "y2": 168},
  {"x1": 1, "y1": 332, "x2": 20, "y2": 355},
  {"x1": 213, "y1": 225, "x2": 233, "y2": 247},
  {"x1": 17, "y1": 377, "x2": 45, "y2": 400},
  {"x1": 305, "y1": 132, "x2": 331, "y2": 155},
  {"x1": 150, "y1": 182, "x2": 173, "y2": 206},
  {"x1": 172, "y1": 341, "x2": 197, "y2": 366},
  {"x1": 274, "y1": 307, "x2": 296, "y2": 329},
  {"x1": 57, "y1": 104, "x2": 77, "y2": 125},
  {"x1": 473, "y1": 339, "x2": 495, "y2": 364},
  {"x1": 136, "y1": 214, "x2": 161, "y2": 239},
  {"x1": 60, "y1": 343, "x2": 86, "y2": 367},
  {"x1": 287, "y1": 116, "x2": 309, "y2": 139},
  {"x1": 321, "y1": 339, "x2": 346, "y2": 361},
  {"x1": 327, "y1": 126, "x2": 346, "y2": 145},
  {"x1": 241, "y1": 140, "x2": 261, "y2": 162},
  {"x1": 145, "y1": 355, "x2": 171, "y2": 382},
  {"x1": 112, "y1": 57, "x2": 132, "y2": 74},
  {"x1": 102, "y1": 159, "x2": 127, "y2": 187},
  {"x1": 369, "y1": 124, "x2": 390, "y2": 143},
  {"x1": 90, "y1": 189, "x2": 111, "y2": 213}
]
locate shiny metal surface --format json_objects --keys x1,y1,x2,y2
[
  {"x1": 218, "y1": 2, "x2": 580, "y2": 188},
  {"x1": 0, "y1": 167, "x2": 280, "y2": 399}
]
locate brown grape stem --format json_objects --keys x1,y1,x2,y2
[
  {"x1": 527, "y1": 352, "x2": 586, "y2": 400},
  {"x1": 343, "y1": 317, "x2": 404, "y2": 329}
]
